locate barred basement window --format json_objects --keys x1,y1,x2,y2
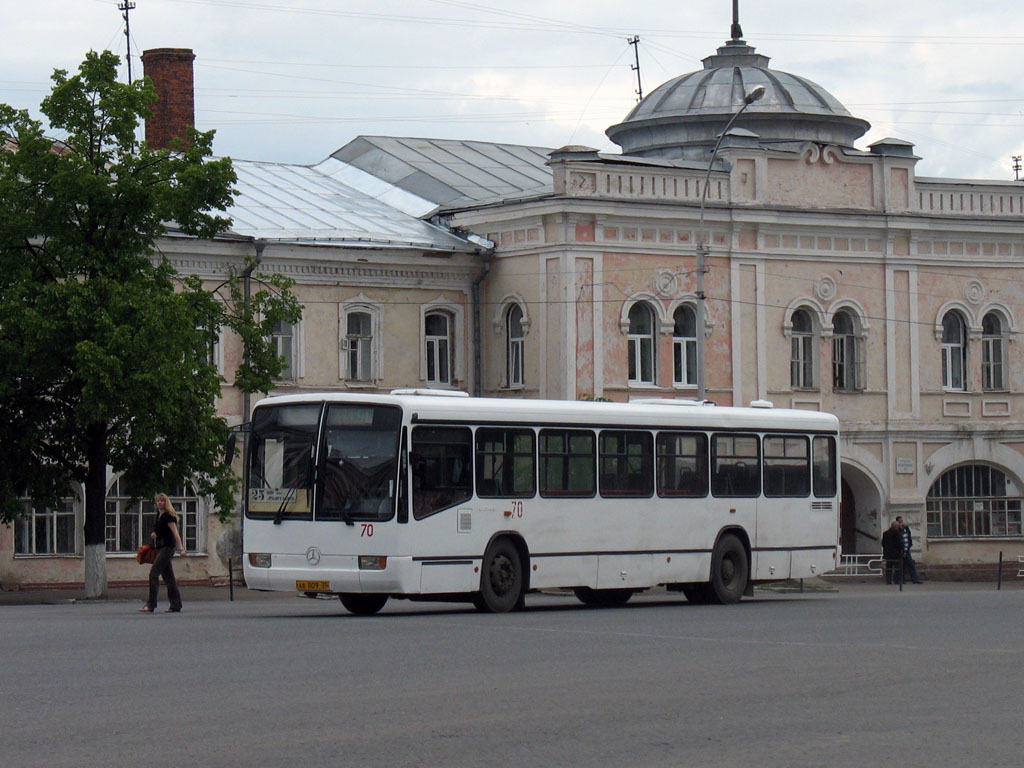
[{"x1": 926, "y1": 464, "x2": 1023, "y2": 538}]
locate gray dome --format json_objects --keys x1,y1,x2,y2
[{"x1": 606, "y1": 38, "x2": 870, "y2": 159}]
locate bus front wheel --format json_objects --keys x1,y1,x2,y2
[
  {"x1": 709, "y1": 535, "x2": 748, "y2": 604},
  {"x1": 339, "y1": 593, "x2": 388, "y2": 615},
  {"x1": 477, "y1": 539, "x2": 524, "y2": 613}
]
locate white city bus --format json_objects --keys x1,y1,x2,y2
[{"x1": 243, "y1": 390, "x2": 840, "y2": 614}]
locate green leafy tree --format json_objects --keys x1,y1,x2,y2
[{"x1": 0, "y1": 51, "x2": 300, "y2": 597}]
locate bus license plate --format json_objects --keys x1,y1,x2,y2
[{"x1": 296, "y1": 580, "x2": 330, "y2": 591}]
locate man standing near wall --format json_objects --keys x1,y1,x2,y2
[{"x1": 896, "y1": 516, "x2": 923, "y2": 584}]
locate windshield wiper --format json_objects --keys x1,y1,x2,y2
[{"x1": 272, "y1": 485, "x2": 297, "y2": 525}]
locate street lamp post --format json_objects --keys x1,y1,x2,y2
[
  {"x1": 695, "y1": 85, "x2": 765, "y2": 401},
  {"x1": 240, "y1": 238, "x2": 265, "y2": 457}
]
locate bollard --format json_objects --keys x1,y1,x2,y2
[
  {"x1": 997, "y1": 551, "x2": 1003, "y2": 591},
  {"x1": 229, "y1": 557, "x2": 234, "y2": 601}
]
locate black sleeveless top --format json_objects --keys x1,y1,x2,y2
[{"x1": 154, "y1": 512, "x2": 177, "y2": 549}]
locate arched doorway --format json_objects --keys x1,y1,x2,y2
[{"x1": 840, "y1": 463, "x2": 883, "y2": 555}]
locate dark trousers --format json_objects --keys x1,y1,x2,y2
[
  {"x1": 903, "y1": 554, "x2": 921, "y2": 583},
  {"x1": 884, "y1": 558, "x2": 902, "y2": 584},
  {"x1": 147, "y1": 546, "x2": 182, "y2": 610}
]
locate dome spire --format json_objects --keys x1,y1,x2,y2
[{"x1": 730, "y1": 0, "x2": 743, "y2": 42}]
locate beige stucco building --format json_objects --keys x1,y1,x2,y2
[{"x1": 5, "y1": 27, "x2": 1024, "y2": 590}]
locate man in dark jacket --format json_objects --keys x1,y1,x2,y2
[
  {"x1": 881, "y1": 520, "x2": 904, "y2": 584},
  {"x1": 896, "y1": 516, "x2": 923, "y2": 583}
]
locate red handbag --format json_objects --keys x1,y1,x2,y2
[{"x1": 136, "y1": 544, "x2": 158, "y2": 564}]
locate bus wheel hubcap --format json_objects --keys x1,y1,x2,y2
[{"x1": 491, "y1": 556, "x2": 514, "y2": 594}]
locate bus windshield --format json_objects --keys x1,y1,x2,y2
[
  {"x1": 319, "y1": 403, "x2": 402, "y2": 522},
  {"x1": 247, "y1": 403, "x2": 321, "y2": 521}
]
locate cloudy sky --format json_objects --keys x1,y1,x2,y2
[{"x1": 4, "y1": 0, "x2": 1023, "y2": 180}]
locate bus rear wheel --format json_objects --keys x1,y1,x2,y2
[
  {"x1": 477, "y1": 539, "x2": 523, "y2": 613},
  {"x1": 573, "y1": 587, "x2": 633, "y2": 606},
  {"x1": 339, "y1": 593, "x2": 388, "y2": 615},
  {"x1": 708, "y1": 535, "x2": 748, "y2": 604}
]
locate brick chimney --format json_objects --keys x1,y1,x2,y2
[{"x1": 141, "y1": 48, "x2": 196, "y2": 150}]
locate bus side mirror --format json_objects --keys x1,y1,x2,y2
[{"x1": 225, "y1": 432, "x2": 237, "y2": 465}]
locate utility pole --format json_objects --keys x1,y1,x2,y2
[
  {"x1": 119, "y1": 1, "x2": 136, "y2": 82},
  {"x1": 1013, "y1": 155, "x2": 1022, "y2": 182},
  {"x1": 628, "y1": 36, "x2": 643, "y2": 102}
]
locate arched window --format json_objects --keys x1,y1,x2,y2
[
  {"x1": 424, "y1": 310, "x2": 453, "y2": 385},
  {"x1": 941, "y1": 311, "x2": 967, "y2": 391},
  {"x1": 344, "y1": 310, "x2": 374, "y2": 382},
  {"x1": 832, "y1": 309, "x2": 864, "y2": 392},
  {"x1": 627, "y1": 302, "x2": 656, "y2": 385},
  {"x1": 982, "y1": 312, "x2": 1006, "y2": 391},
  {"x1": 104, "y1": 478, "x2": 200, "y2": 553},
  {"x1": 927, "y1": 464, "x2": 1022, "y2": 538},
  {"x1": 672, "y1": 304, "x2": 697, "y2": 387},
  {"x1": 790, "y1": 308, "x2": 816, "y2": 389},
  {"x1": 506, "y1": 304, "x2": 524, "y2": 388}
]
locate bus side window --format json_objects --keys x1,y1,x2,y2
[
  {"x1": 411, "y1": 426, "x2": 473, "y2": 519},
  {"x1": 599, "y1": 431, "x2": 653, "y2": 498},
  {"x1": 711, "y1": 434, "x2": 760, "y2": 497},
  {"x1": 813, "y1": 435, "x2": 837, "y2": 498},
  {"x1": 656, "y1": 431, "x2": 708, "y2": 498},
  {"x1": 763, "y1": 435, "x2": 810, "y2": 497},
  {"x1": 539, "y1": 429, "x2": 596, "y2": 498},
  {"x1": 475, "y1": 428, "x2": 536, "y2": 499}
]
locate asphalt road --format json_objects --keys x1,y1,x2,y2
[{"x1": 3, "y1": 583, "x2": 1022, "y2": 767}]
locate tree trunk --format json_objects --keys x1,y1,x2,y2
[{"x1": 83, "y1": 423, "x2": 109, "y2": 599}]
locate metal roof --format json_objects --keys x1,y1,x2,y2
[
  {"x1": 222, "y1": 156, "x2": 478, "y2": 251},
  {"x1": 331, "y1": 136, "x2": 554, "y2": 210}
]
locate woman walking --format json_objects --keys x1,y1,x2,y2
[{"x1": 138, "y1": 493, "x2": 186, "y2": 613}]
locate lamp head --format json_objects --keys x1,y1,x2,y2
[{"x1": 744, "y1": 85, "x2": 766, "y2": 105}]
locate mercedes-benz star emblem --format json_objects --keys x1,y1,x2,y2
[{"x1": 305, "y1": 547, "x2": 321, "y2": 565}]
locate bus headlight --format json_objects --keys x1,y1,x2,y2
[
  {"x1": 358, "y1": 556, "x2": 387, "y2": 570},
  {"x1": 248, "y1": 553, "x2": 272, "y2": 568}
]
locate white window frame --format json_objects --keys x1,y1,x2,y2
[
  {"x1": 672, "y1": 303, "x2": 697, "y2": 388},
  {"x1": 941, "y1": 310, "x2": 967, "y2": 391},
  {"x1": 627, "y1": 301, "x2": 656, "y2": 386},
  {"x1": 211, "y1": 325, "x2": 225, "y2": 375},
  {"x1": 271, "y1": 316, "x2": 304, "y2": 382},
  {"x1": 831, "y1": 309, "x2": 865, "y2": 392},
  {"x1": 982, "y1": 311, "x2": 1006, "y2": 392},
  {"x1": 339, "y1": 298, "x2": 381, "y2": 384},
  {"x1": 425, "y1": 311, "x2": 451, "y2": 386},
  {"x1": 104, "y1": 477, "x2": 204, "y2": 555},
  {"x1": 789, "y1": 308, "x2": 817, "y2": 390},
  {"x1": 420, "y1": 300, "x2": 464, "y2": 387},
  {"x1": 506, "y1": 304, "x2": 525, "y2": 389},
  {"x1": 14, "y1": 495, "x2": 80, "y2": 556}
]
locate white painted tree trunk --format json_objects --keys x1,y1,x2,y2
[{"x1": 83, "y1": 543, "x2": 108, "y2": 599}]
